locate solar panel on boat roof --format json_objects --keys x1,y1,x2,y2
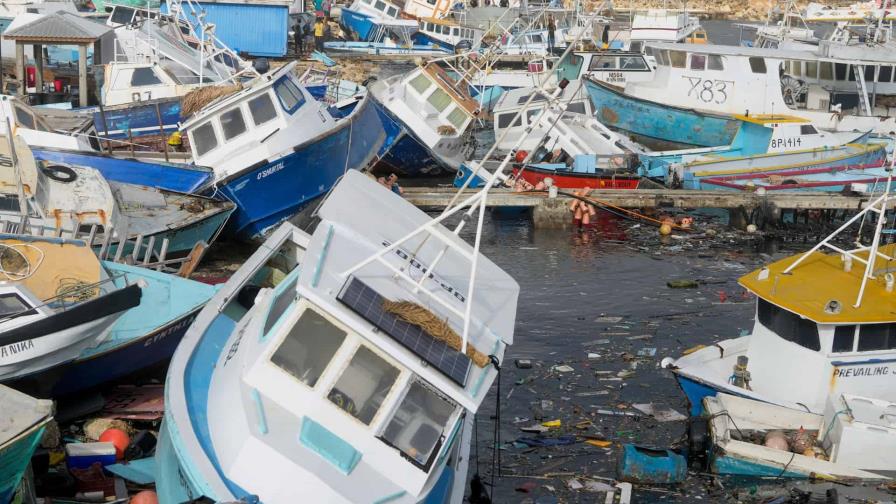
[{"x1": 338, "y1": 278, "x2": 471, "y2": 386}]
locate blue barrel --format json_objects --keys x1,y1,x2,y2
[{"x1": 616, "y1": 444, "x2": 687, "y2": 485}]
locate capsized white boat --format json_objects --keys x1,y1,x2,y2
[
  {"x1": 155, "y1": 170, "x2": 519, "y2": 503},
  {"x1": 0, "y1": 384, "x2": 53, "y2": 503}
]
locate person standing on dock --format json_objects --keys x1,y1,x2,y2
[
  {"x1": 294, "y1": 21, "x2": 306, "y2": 58},
  {"x1": 547, "y1": 15, "x2": 556, "y2": 53},
  {"x1": 314, "y1": 17, "x2": 325, "y2": 52}
]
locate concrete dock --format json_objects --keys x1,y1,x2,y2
[{"x1": 403, "y1": 187, "x2": 889, "y2": 228}]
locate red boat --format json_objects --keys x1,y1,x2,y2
[{"x1": 512, "y1": 164, "x2": 641, "y2": 190}]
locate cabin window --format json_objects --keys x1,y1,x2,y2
[
  {"x1": 788, "y1": 60, "x2": 802, "y2": 76},
  {"x1": 589, "y1": 57, "x2": 617, "y2": 71},
  {"x1": 629, "y1": 41, "x2": 643, "y2": 52},
  {"x1": 363, "y1": 0, "x2": 372, "y2": 5},
  {"x1": 110, "y1": 6, "x2": 135, "y2": 24},
  {"x1": 530, "y1": 34, "x2": 544, "y2": 43},
  {"x1": 708, "y1": 54, "x2": 724, "y2": 71},
  {"x1": 689, "y1": 54, "x2": 706, "y2": 71},
  {"x1": 327, "y1": 345, "x2": 400, "y2": 425},
  {"x1": 496, "y1": 112, "x2": 521, "y2": 129},
  {"x1": 819, "y1": 62, "x2": 834, "y2": 80},
  {"x1": 656, "y1": 50, "x2": 668, "y2": 66},
  {"x1": 880, "y1": 66, "x2": 893, "y2": 83},
  {"x1": 387, "y1": 6, "x2": 398, "y2": 16},
  {"x1": 249, "y1": 93, "x2": 278, "y2": 126},
  {"x1": 374, "y1": 0, "x2": 386, "y2": 10},
  {"x1": 669, "y1": 51, "x2": 686, "y2": 68},
  {"x1": 14, "y1": 106, "x2": 34, "y2": 129},
  {"x1": 800, "y1": 124, "x2": 818, "y2": 135},
  {"x1": 263, "y1": 274, "x2": 299, "y2": 335},
  {"x1": 835, "y1": 63, "x2": 848, "y2": 81},
  {"x1": 220, "y1": 108, "x2": 247, "y2": 140},
  {"x1": 620, "y1": 56, "x2": 647, "y2": 70},
  {"x1": 864, "y1": 65, "x2": 876, "y2": 82},
  {"x1": 274, "y1": 78, "x2": 306, "y2": 113},
  {"x1": 131, "y1": 67, "x2": 163, "y2": 87},
  {"x1": 857, "y1": 323, "x2": 896, "y2": 351},
  {"x1": 409, "y1": 73, "x2": 433, "y2": 95},
  {"x1": 0, "y1": 293, "x2": 30, "y2": 318},
  {"x1": 380, "y1": 380, "x2": 456, "y2": 470},
  {"x1": 525, "y1": 108, "x2": 541, "y2": 124},
  {"x1": 270, "y1": 309, "x2": 347, "y2": 388},
  {"x1": 749, "y1": 57, "x2": 767, "y2": 74},
  {"x1": 192, "y1": 121, "x2": 218, "y2": 157},
  {"x1": 806, "y1": 61, "x2": 818, "y2": 79},
  {"x1": 427, "y1": 88, "x2": 452, "y2": 112},
  {"x1": 446, "y1": 106, "x2": 467, "y2": 129},
  {"x1": 566, "y1": 101, "x2": 586, "y2": 115},
  {"x1": 832, "y1": 325, "x2": 857, "y2": 353},
  {"x1": 757, "y1": 298, "x2": 820, "y2": 351},
  {"x1": 427, "y1": 0, "x2": 436, "y2": 5}
]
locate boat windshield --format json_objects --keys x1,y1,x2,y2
[
  {"x1": 274, "y1": 77, "x2": 307, "y2": 114},
  {"x1": 0, "y1": 291, "x2": 33, "y2": 318},
  {"x1": 757, "y1": 298, "x2": 820, "y2": 351},
  {"x1": 380, "y1": 380, "x2": 457, "y2": 471}
]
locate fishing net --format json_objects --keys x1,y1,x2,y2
[
  {"x1": 181, "y1": 84, "x2": 243, "y2": 117},
  {"x1": 382, "y1": 299, "x2": 490, "y2": 368}
]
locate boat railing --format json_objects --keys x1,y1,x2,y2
[
  {"x1": 782, "y1": 158, "x2": 896, "y2": 308},
  {"x1": 113, "y1": 34, "x2": 160, "y2": 64},
  {"x1": 0, "y1": 219, "x2": 208, "y2": 278}
]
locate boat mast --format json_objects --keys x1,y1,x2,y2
[
  {"x1": 783, "y1": 156, "x2": 896, "y2": 308},
  {"x1": 341, "y1": 9, "x2": 607, "y2": 352}
]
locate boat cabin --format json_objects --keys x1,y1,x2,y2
[
  {"x1": 348, "y1": 0, "x2": 403, "y2": 20},
  {"x1": 0, "y1": 95, "x2": 92, "y2": 151},
  {"x1": 555, "y1": 51, "x2": 655, "y2": 87},
  {"x1": 417, "y1": 18, "x2": 481, "y2": 49},
  {"x1": 102, "y1": 61, "x2": 191, "y2": 106},
  {"x1": 734, "y1": 243, "x2": 896, "y2": 413},
  {"x1": 401, "y1": 0, "x2": 452, "y2": 21},
  {"x1": 170, "y1": 172, "x2": 518, "y2": 502},
  {"x1": 630, "y1": 9, "x2": 703, "y2": 45},
  {"x1": 636, "y1": 42, "x2": 896, "y2": 125},
  {"x1": 182, "y1": 63, "x2": 333, "y2": 181}
]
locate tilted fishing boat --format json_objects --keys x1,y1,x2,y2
[
  {"x1": 370, "y1": 60, "x2": 481, "y2": 175},
  {"x1": 638, "y1": 114, "x2": 888, "y2": 190},
  {"x1": 662, "y1": 174, "x2": 896, "y2": 415},
  {"x1": 0, "y1": 136, "x2": 233, "y2": 257},
  {"x1": 0, "y1": 234, "x2": 141, "y2": 385},
  {"x1": 179, "y1": 62, "x2": 387, "y2": 239},
  {"x1": 324, "y1": 19, "x2": 452, "y2": 57},
  {"x1": 0, "y1": 385, "x2": 52, "y2": 504},
  {"x1": 155, "y1": 170, "x2": 519, "y2": 503}
]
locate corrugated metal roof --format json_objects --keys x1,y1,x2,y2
[
  {"x1": 4, "y1": 10, "x2": 112, "y2": 42},
  {"x1": 165, "y1": 2, "x2": 288, "y2": 57}
]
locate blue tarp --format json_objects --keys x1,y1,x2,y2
[{"x1": 163, "y1": 2, "x2": 288, "y2": 57}]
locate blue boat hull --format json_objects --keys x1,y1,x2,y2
[
  {"x1": 674, "y1": 373, "x2": 722, "y2": 416},
  {"x1": 340, "y1": 8, "x2": 376, "y2": 40},
  {"x1": 219, "y1": 94, "x2": 386, "y2": 240},
  {"x1": 0, "y1": 424, "x2": 46, "y2": 504},
  {"x1": 370, "y1": 97, "x2": 453, "y2": 176},
  {"x1": 105, "y1": 202, "x2": 233, "y2": 257},
  {"x1": 93, "y1": 98, "x2": 181, "y2": 140},
  {"x1": 32, "y1": 148, "x2": 213, "y2": 194},
  {"x1": 584, "y1": 78, "x2": 739, "y2": 147}
]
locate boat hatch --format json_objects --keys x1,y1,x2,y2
[{"x1": 263, "y1": 300, "x2": 462, "y2": 475}]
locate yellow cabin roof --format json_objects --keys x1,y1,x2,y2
[
  {"x1": 732, "y1": 114, "x2": 809, "y2": 125},
  {"x1": 739, "y1": 243, "x2": 896, "y2": 324}
]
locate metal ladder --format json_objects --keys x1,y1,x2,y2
[{"x1": 853, "y1": 64, "x2": 873, "y2": 116}]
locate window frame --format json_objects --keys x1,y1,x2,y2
[
  {"x1": 689, "y1": 53, "x2": 706, "y2": 71},
  {"x1": 749, "y1": 57, "x2": 767, "y2": 74},
  {"x1": 248, "y1": 92, "x2": 279, "y2": 126},
  {"x1": 219, "y1": 106, "x2": 249, "y2": 141},
  {"x1": 191, "y1": 120, "x2": 219, "y2": 157},
  {"x1": 130, "y1": 66, "x2": 164, "y2": 87},
  {"x1": 326, "y1": 342, "x2": 403, "y2": 427},
  {"x1": 267, "y1": 303, "x2": 349, "y2": 390},
  {"x1": 273, "y1": 76, "x2": 306, "y2": 114},
  {"x1": 707, "y1": 54, "x2": 724, "y2": 71}
]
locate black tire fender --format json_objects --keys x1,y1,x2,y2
[{"x1": 41, "y1": 164, "x2": 77, "y2": 183}]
